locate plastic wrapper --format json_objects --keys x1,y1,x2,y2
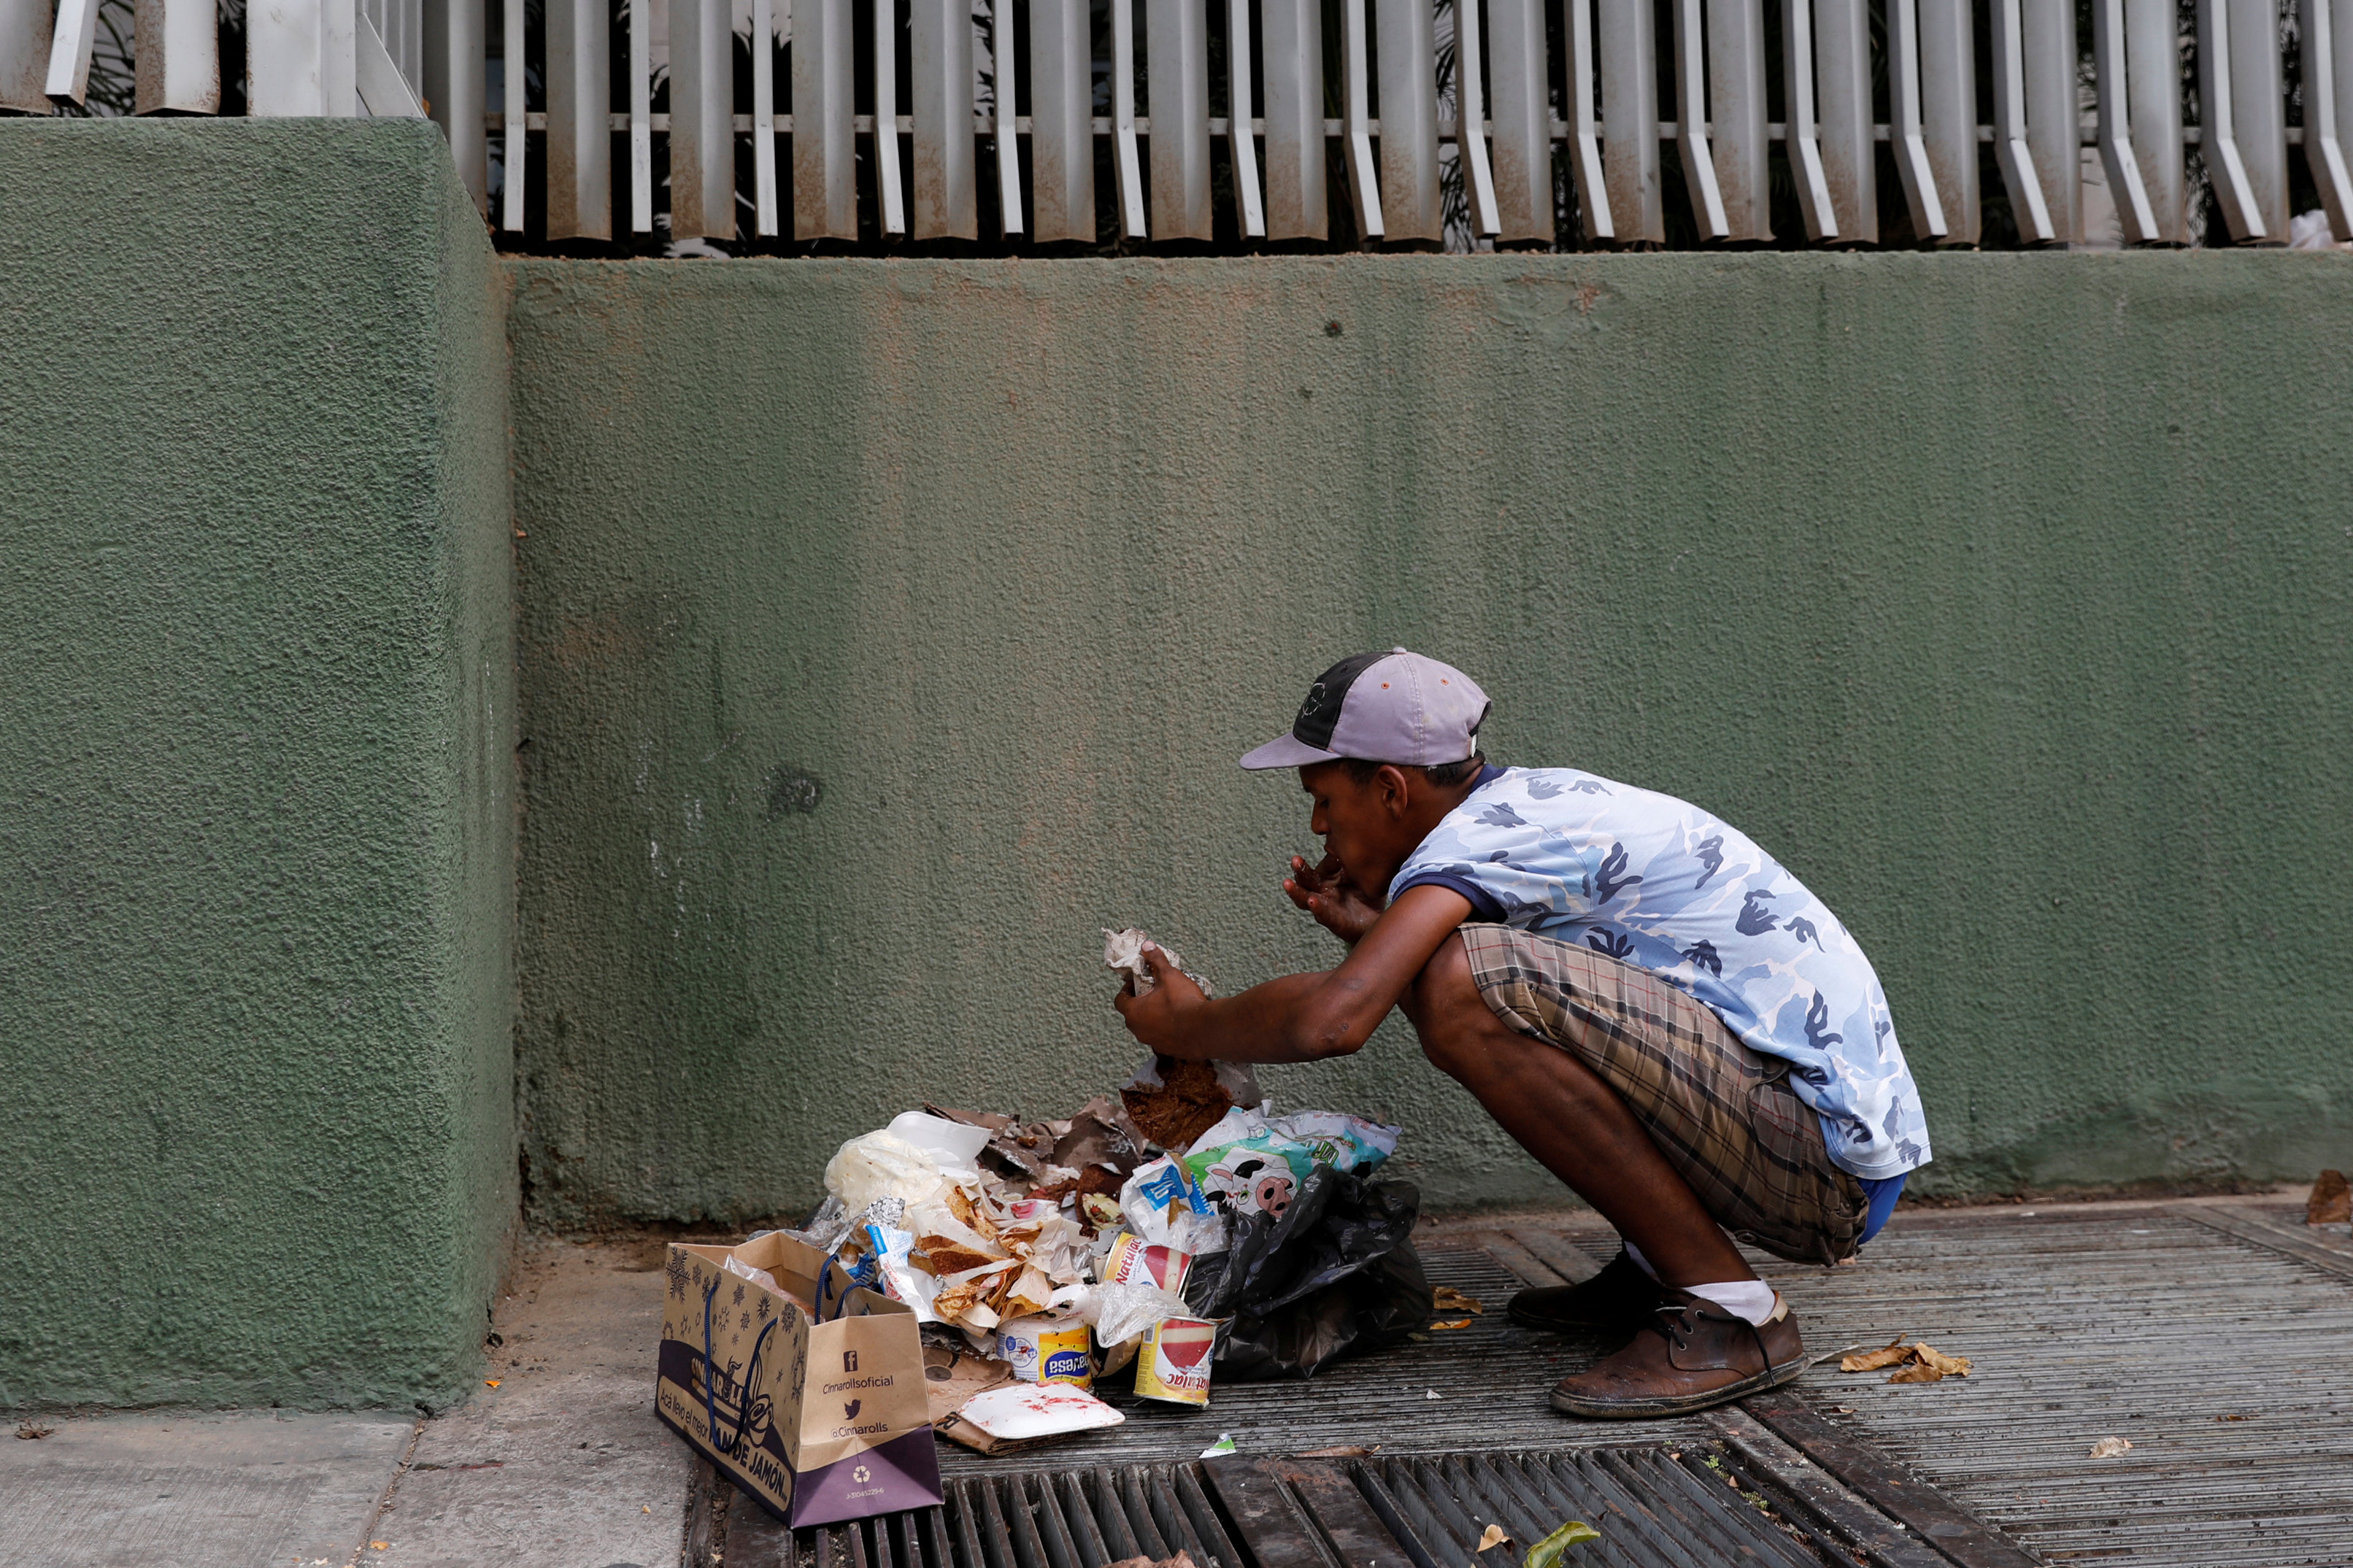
[
  {"x1": 773, "y1": 1195, "x2": 851, "y2": 1253},
  {"x1": 1179, "y1": 1108, "x2": 1399, "y2": 1220},
  {"x1": 825, "y1": 1130, "x2": 950, "y2": 1211},
  {"x1": 1080, "y1": 1280, "x2": 1193, "y2": 1349},
  {"x1": 1118, "y1": 1156, "x2": 1229, "y2": 1256},
  {"x1": 1196, "y1": 1163, "x2": 1431, "y2": 1380}
]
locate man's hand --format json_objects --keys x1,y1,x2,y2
[
  {"x1": 1283, "y1": 853, "x2": 1385, "y2": 946},
  {"x1": 1112, "y1": 943, "x2": 1212, "y2": 1054}
]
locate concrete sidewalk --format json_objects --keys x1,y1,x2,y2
[{"x1": 0, "y1": 1237, "x2": 690, "y2": 1568}]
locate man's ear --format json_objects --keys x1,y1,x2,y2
[{"x1": 1375, "y1": 763, "x2": 1414, "y2": 816}]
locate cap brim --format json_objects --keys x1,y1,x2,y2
[{"x1": 1239, "y1": 733, "x2": 1342, "y2": 771}]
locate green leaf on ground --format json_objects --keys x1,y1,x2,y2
[{"x1": 1523, "y1": 1520, "x2": 1602, "y2": 1568}]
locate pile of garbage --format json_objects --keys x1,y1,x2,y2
[{"x1": 752, "y1": 932, "x2": 1433, "y2": 1452}]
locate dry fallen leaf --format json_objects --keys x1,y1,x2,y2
[
  {"x1": 1430, "y1": 1318, "x2": 1474, "y2": 1331},
  {"x1": 1840, "y1": 1337, "x2": 1911, "y2": 1372},
  {"x1": 14, "y1": 1423, "x2": 54, "y2": 1440},
  {"x1": 1910, "y1": 1343, "x2": 1972, "y2": 1378},
  {"x1": 483, "y1": 1379, "x2": 501, "y2": 1388},
  {"x1": 2309, "y1": 1170, "x2": 2352, "y2": 1225},
  {"x1": 1476, "y1": 1524, "x2": 1511, "y2": 1553},
  {"x1": 2088, "y1": 1437, "x2": 2133, "y2": 1459},
  {"x1": 1433, "y1": 1286, "x2": 1486, "y2": 1315},
  {"x1": 1887, "y1": 1364, "x2": 1944, "y2": 1384},
  {"x1": 370, "y1": 1544, "x2": 390, "y2": 1552}
]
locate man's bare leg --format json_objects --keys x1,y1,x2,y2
[{"x1": 1399, "y1": 933, "x2": 1757, "y2": 1288}]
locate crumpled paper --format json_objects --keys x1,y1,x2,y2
[{"x1": 1103, "y1": 927, "x2": 1214, "y2": 995}]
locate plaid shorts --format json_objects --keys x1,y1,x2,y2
[{"x1": 1459, "y1": 924, "x2": 1868, "y2": 1266}]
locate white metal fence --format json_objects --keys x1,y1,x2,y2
[{"x1": 6, "y1": 0, "x2": 2349, "y2": 247}]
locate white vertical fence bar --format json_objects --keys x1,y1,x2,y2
[
  {"x1": 1486, "y1": 0, "x2": 1552, "y2": 242},
  {"x1": 1814, "y1": 0, "x2": 1875, "y2": 241},
  {"x1": 1148, "y1": 0, "x2": 1214, "y2": 238},
  {"x1": 993, "y1": 0, "x2": 1023, "y2": 234},
  {"x1": 501, "y1": 0, "x2": 526, "y2": 229},
  {"x1": 1376, "y1": 0, "x2": 1440, "y2": 240},
  {"x1": 1709, "y1": 0, "x2": 1771, "y2": 240},
  {"x1": 2122, "y1": 0, "x2": 2184, "y2": 240},
  {"x1": 323, "y1": 0, "x2": 357, "y2": 112},
  {"x1": 2022, "y1": 0, "x2": 2081, "y2": 241},
  {"x1": 1916, "y1": 0, "x2": 1977, "y2": 242},
  {"x1": 2224, "y1": 0, "x2": 2286, "y2": 236},
  {"x1": 1112, "y1": 0, "x2": 1148, "y2": 236},
  {"x1": 1453, "y1": 0, "x2": 1501, "y2": 236},
  {"x1": 796, "y1": 0, "x2": 858, "y2": 236},
  {"x1": 1597, "y1": 0, "x2": 1660, "y2": 242},
  {"x1": 1226, "y1": 0, "x2": 1266, "y2": 236},
  {"x1": 1565, "y1": 0, "x2": 1610, "y2": 238},
  {"x1": 1781, "y1": 0, "x2": 1838, "y2": 239},
  {"x1": 45, "y1": 0, "x2": 97, "y2": 103},
  {"x1": 2197, "y1": 0, "x2": 2267, "y2": 238},
  {"x1": 1341, "y1": 0, "x2": 1383, "y2": 237},
  {"x1": 1884, "y1": 0, "x2": 1947, "y2": 238},
  {"x1": 356, "y1": 9, "x2": 425, "y2": 112},
  {"x1": 544, "y1": 0, "x2": 611, "y2": 239},
  {"x1": 136, "y1": 0, "x2": 222, "y2": 114},
  {"x1": 1991, "y1": 0, "x2": 2055, "y2": 239},
  {"x1": 752, "y1": 0, "x2": 777, "y2": 236},
  {"x1": 910, "y1": 0, "x2": 976, "y2": 238},
  {"x1": 0, "y1": 0, "x2": 53, "y2": 112},
  {"x1": 1029, "y1": 0, "x2": 1093, "y2": 240},
  {"x1": 424, "y1": 0, "x2": 486, "y2": 208},
  {"x1": 249, "y1": 0, "x2": 324, "y2": 114},
  {"x1": 629, "y1": 0, "x2": 654, "y2": 232},
  {"x1": 1260, "y1": 0, "x2": 1326, "y2": 238},
  {"x1": 1668, "y1": 0, "x2": 1728, "y2": 238},
  {"x1": 671, "y1": 0, "x2": 735, "y2": 239},
  {"x1": 2091, "y1": 0, "x2": 2162, "y2": 242},
  {"x1": 874, "y1": 0, "x2": 908, "y2": 236},
  {"x1": 2309, "y1": 0, "x2": 2353, "y2": 236}
]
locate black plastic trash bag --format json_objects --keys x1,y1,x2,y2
[{"x1": 1190, "y1": 1162, "x2": 1433, "y2": 1379}]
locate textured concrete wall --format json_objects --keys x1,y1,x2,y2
[
  {"x1": 0, "y1": 120, "x2": 517, "y2": 1408},
  {"x1": 507, "y1": 251, "x2": 2353, "y2": 1227}
]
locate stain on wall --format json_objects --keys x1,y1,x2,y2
[
  {"x1": 0, "y1": 120, "x2": 516, "y2": 1408},
  {"x1": 506, "y1": 250, "x2": 2353, "y2": 1227}
]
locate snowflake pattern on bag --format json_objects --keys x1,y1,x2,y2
[{"x1": 1391, "y1": 766, "x2": 1930, "y2": 1181}]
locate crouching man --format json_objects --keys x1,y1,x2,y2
[{"x1": 1112, "y1": 649, "x2": 1930, "y2": 1418}]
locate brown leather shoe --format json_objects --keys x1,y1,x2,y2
[
  {"x1": 1549, "y1": 1289, "x2": 1807, "y2": 1418},
  {"x1": 1506, "y1": 1250, "x2": 1665, "y2": 1334}
]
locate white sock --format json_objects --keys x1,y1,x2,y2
[
  {"x1": 1683, "y1": 1281, "x2": 1779, "y2": 1325},
  {"x1": 1622, "y1": 1245, "x2": 1778, "y2": 1326}
]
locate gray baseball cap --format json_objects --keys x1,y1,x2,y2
[{"x1": 1240, "y1": 649, "x2": 1492, "y2": 771}]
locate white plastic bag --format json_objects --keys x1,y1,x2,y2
[{"x1": 824, "y1": 1130, "x2": 948, "y2": 1211}]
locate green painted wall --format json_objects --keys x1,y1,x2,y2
[
  {"x1": 0, "y1": 120, "x2": 516, "y2": 1409},
  {"x1": 507, "y1": 250, "x2": 2353, "y2": 1228}
]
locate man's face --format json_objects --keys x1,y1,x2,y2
[{"x1": 1299, "y1": 760, "x2": 1414, "y2": 892}]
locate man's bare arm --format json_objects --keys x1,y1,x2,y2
[{"x1": 1111, "y1": 884, "x2": 1474, "y2": 1063}]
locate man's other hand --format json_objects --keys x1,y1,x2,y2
[
  {"x1": 1112, "y1": 943, "x2": 1209, "y2": 1053},
  {"x1": 1283, "y1": 854, "x2": 1384, "y2": 946}
]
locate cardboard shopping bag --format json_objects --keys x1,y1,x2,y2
[{"x1": 653, "y1": 1232, "x2": 944, "y2": 1527}]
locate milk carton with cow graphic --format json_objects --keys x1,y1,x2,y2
[{"x1": 655, "y1": 1233, "x2": 944, "y2": 1526}]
